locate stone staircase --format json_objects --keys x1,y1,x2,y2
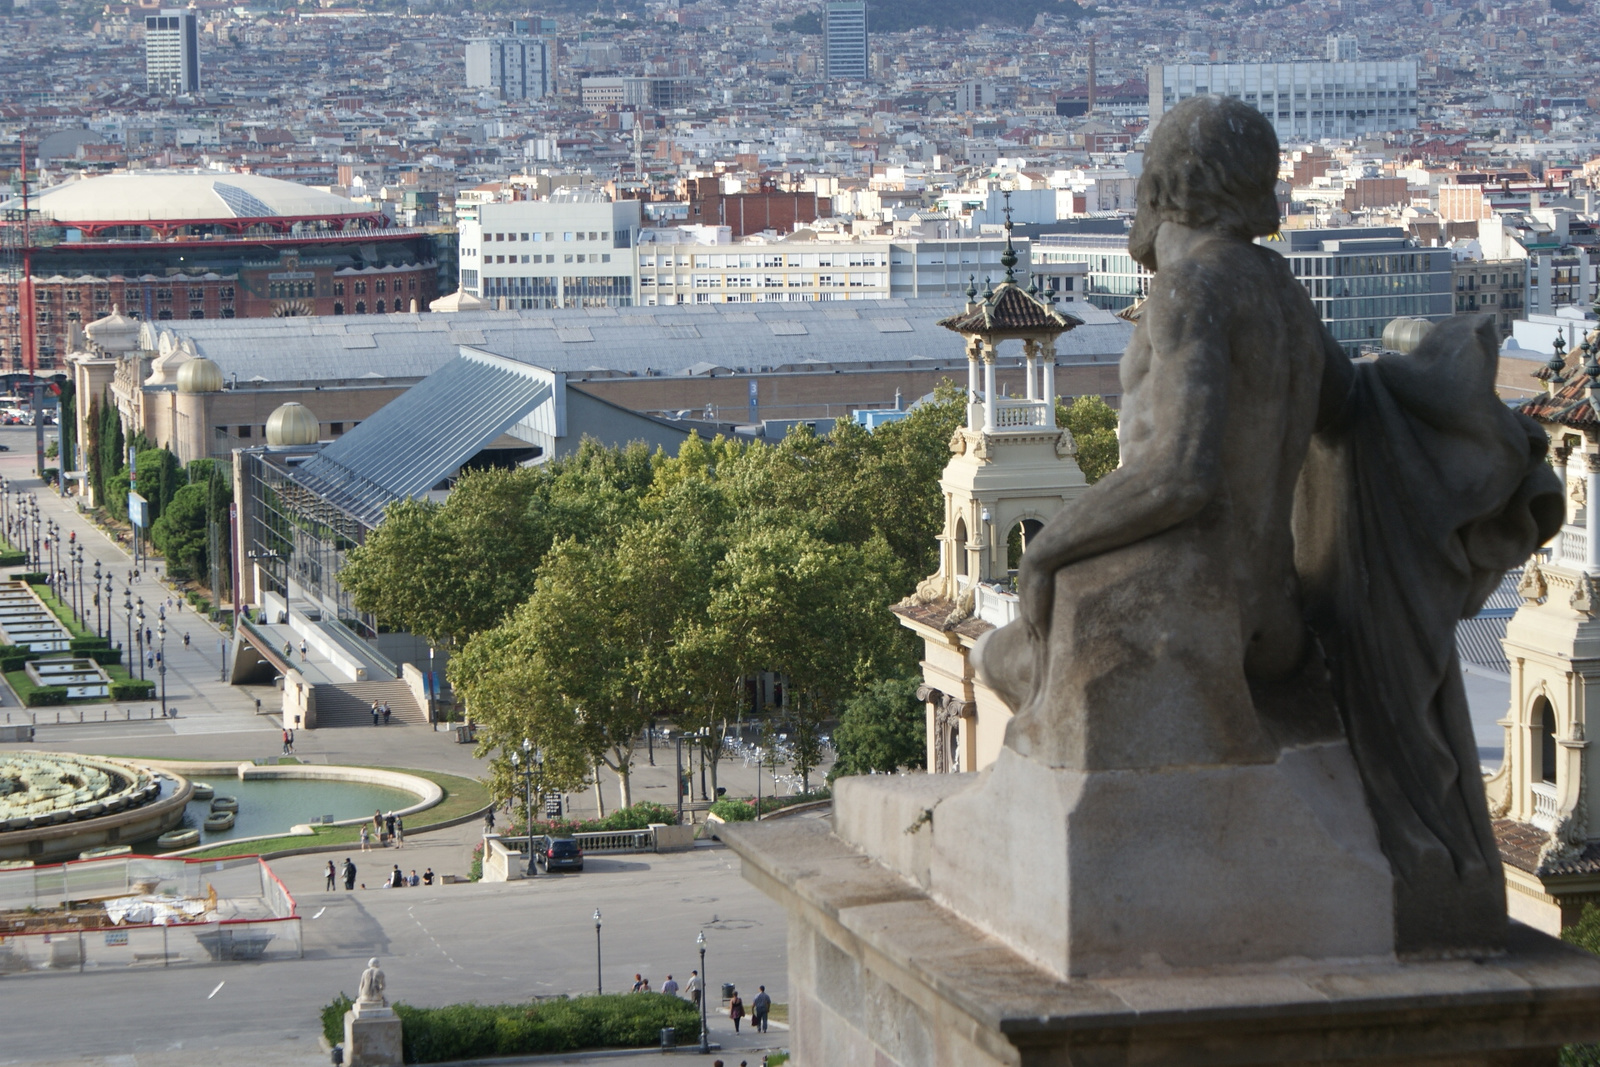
[{"x1": 312, "y1": 679, "x2": 426, "y2": 729}]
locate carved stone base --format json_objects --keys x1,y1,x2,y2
[
  {"x1": 344, "y1": 1007, "x2": 403, "y2": 1067},
  {"x1": 725, "y1": 786, "x2": 1600, "y2": 1067}
]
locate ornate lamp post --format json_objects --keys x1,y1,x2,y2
[
  {"x1": 157, "y1": 610, "x2": 167, "y2": 716},
  {"x1": 92, "y1": 560, "x2": 102, "y2": 637},
  {"x1": 512, "y1": 740, "x2": 538, "y2": 878},
  {"x1": 593, "y1": 909, "x2": 603, "y2": 996},
  {"x1": 135, "y1": 598, "x2": 146, "y2": 680},
  {"x1": 696, "y1": 931, "x2": 709, "y2": 1053}
]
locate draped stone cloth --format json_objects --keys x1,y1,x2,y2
[{"x1": 1294, "y1": 315, "x2": 1563, "y2": 955}]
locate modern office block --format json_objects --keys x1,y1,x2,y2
[
  {"x1": 465, "y1": 36, "x2": 552, "y2": 101},
  {"x1": 1148, "y1": 61, "x2": 1418, "y2": 141},
  {"x1": 823, "y1": 1, "x2": 869, "y2": 82},
  {"x1": 1326, "y1": 34, "x2": 1358, "y2": 62},
  {"x1": 144, "y1": 9, "x2": 199, "y2": 96}
]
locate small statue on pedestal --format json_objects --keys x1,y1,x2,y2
[{"x1": 357, "y1": 958, "x2": 387, "y2": 1009}]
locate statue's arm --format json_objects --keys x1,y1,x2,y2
[
  {"x1": 1019, "y1": 279, "x2": 1229, "y2": 624},
  {"x1": 1315, "y1": 326, "x2": 1355, "y2": 432}
]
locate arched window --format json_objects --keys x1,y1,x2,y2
[
  {"x1": 355, "y1": 301, "x2": 366, "y2": 314},
  {"x1": 333, "y1": 302, "x2": 344, "y2": 316},
  {"x1": 1536, "y1": 697, "x2": 1558, "y2": 784},
  {"x1": 376, "y1": 300, "x2": 386, "y2": 314},
  {"x1": 1007, "y1": 518, "x2": 1045, "y2": 571},
  {"x1": 954, "y1": 517, "x2": 968, "y2": 577}
]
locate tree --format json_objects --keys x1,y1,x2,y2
[
  {"x1": 150, "y1": 483, "x2": 208, "y2": 579},
  {"x1": 831, "y1": 674, "x2": 928, "y2": 778},
  {"x1": 1059, "y1": 395, "x2": 1120, "y2": 483}
]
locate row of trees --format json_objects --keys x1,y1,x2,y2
[{"x1": 342, "y1": 391, "x2": 1119, "y2": 808}]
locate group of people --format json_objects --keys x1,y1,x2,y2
[
  {"x1": 631, "y1": 972, "x2": 771, "y2": 1035},
  {"x1": 370, "y1": 701, "x2": 393, "y2": 726},
  {"x1": 326, "y1": 859, "x2": 433, "y2": 890},
  {"x1": 361, "y1": 810, "x2": 404, "y2": 850},
  {"x1": 280, "y1": 728, "x2": 296, "y2": 755}
]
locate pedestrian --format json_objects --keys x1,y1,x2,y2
[
  {"x1": 342, "y1": 858, "x2": 356, "y2": 890},
  {"x1": 389, "y1": 864, "x2": 404, "y2": 888},
  {"x1": 408, "y1": 869, "x2": 419, "y2": 887},
  {"x1": 382, "y1": 703, "x2": 391, "y2": 725},
  {"x1": 299, "y1": 639, "x2": 307, "y2": 661},
  {"x1": 371, "y1": 702, "x2": 380, "y2": 726},
  {"x1": 752, "y1": 986, "x2": 771, "y2": 1033},
  {"x1": 385, "y1": 812, "x2": 396, "y2": 838},
  {"x1": 183, "y1": 631, "x2": 190, "y2": 648},
  {"x1": 255, "y1": 697, "x2": 262, "y2": 714},
  {"x1": 325, "y1": 861, "x2": 336, "y2": 891},
  {"x1": 661, "y1": 974, "x2": 679, "y2": 997},
  {"x1": 394, "y1": 821, "x2": 404, "y2": 849},
  {"x1": 359, "y1": 825, "x2": 370, "y2": 851},
  {"x1": 282, "y1": 729, "x2": 292, "y2": 755},
  {"x1": 632, "y1": 974, "x2": 645, "y2": 993},
  {"x1": 373, "y1": 810, "x2": 383, "y2": 835},
  {"x1": 728, "y1": 991, "x2": 744, "y2": 1033},
  {"x1": 146, "y1": 652, "x2": 154, "y2": 670},
  {"x1": 686, "y1": 970, "x2": 701, "y2": 1007},
  {"x1": 422, "y1": 868, "x2": 434, "y2": 886},
  {"x1": 483, "y1": 809, "x2": 496, "y2": 835},
  {"x1": 145, "y1": 627, "x2": 152, "y2": 646}
]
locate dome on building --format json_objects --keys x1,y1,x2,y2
[
  {"x1": 1381, "y1": 317, "x2": 1434, "y2": 354},
  {"x1": 176, "y1": 356, "x2": 224, "y2": 394},
  {"x1": 6, "y1": 171, "x2": 375, "y2": 224},
  {"x1": 266, "y1": 402, "x2": 319, "y2": 447},
  {"x1": 83, "y1": 305, "x2": 140, "y2": 354}
]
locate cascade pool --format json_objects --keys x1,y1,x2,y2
[{"x1": 137, "y1": 775, "x2": 420, "y2": 848}]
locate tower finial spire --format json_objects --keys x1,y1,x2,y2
[{"x1": 1000, "y1": 189, "x2": 1018, "y2": 283}]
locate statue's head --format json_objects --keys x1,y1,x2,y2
[
  {"x1": 1129, "y1": 96, "x2": 1281, "y2": 270},
  {"x1": 368, "y1": 957, "x2": 379, "y2": 968}
]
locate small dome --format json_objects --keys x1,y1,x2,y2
[
  {"x1": 1381, "y1": 317, "x2": 1434, "y2": 355},
  {"x1": 266, "y1": 402, "x2": 319, "y2": 447},
  {"x1": 176, "y1": 356, "x2": 224, "y2": 393}
]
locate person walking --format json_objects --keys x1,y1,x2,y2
[
  {"x1": 282, "y1": 728, "x2": 292, "y2": 755},
  {"x1": 183, "y1": 631, "x2": 190, "y2": 648},
  {"x1": 631, "y1": 974, "x2": 646, "y2": 993},
  {"x1": 342, "y1": 858, "x2": 357, "y2": 890},
  {"x1": 686, "y1": 970, "x2": 701, "y2": 1008},
  {"x1": 661, "y1": 974, "x2": 679, "y2": 997},
  {"x1": 381, "y1": 702, "x2": 391, "y2": 725},
  {"x1": 373, "y1": 810, "x2": 384, "y2": 835},
  {"x1": 728, "y1": 991, "x2": 744, "y2": 1033},
  {"x1": 751, "y1": 986, "x2": 771, "y2": 1033},
  {"x1": 483, "y1": 809, "x2": 496, "y2": 835},
  {"x1": 359, "y1": 825, "x2": 370, "y2": 851},
  {"x1": 324, "y1": 860, "x2": 336, "y2": 891},
  {"x1": 394, "y1": 819, "x2": 404, "y2": 849},
  {"x1": 371, "y1": 702, "x2": 380, "y2": 726},
  {"x1": 385, "y1": 812, "x2": 396, "y2": 838},
  {"x1": 299, "y1": 639, "x2": 308, "y2": 661}
]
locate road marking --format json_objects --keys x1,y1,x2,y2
[
  {"x1": 312, "y1": 907, "x2": 326, "y2": 919},
  {"x1": 207, "y1": 981, "x2": 225, "y2": 999}
]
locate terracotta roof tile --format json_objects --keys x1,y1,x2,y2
[{"x1": 937, "y1": 283, "x2": 1083, "y2": 336}]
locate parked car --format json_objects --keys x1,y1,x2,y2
[{"x1": 536, "y1": 837, "x2": 583, "y2": 872}]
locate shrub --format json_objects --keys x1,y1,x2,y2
[
  {"x1": 1563, "y1": 906, "x2": 1600, "y2": 1066},
  {"x1": 709, "y1": 799, "x2": 756, "y2": 822},
  {"x1": 69, "y1": 636, "x2": 110, "y2": 652},
  {"x1": 597, "y1": 801, "x2": 677, "y2": 830},
  {"x1": 322, "y1": 992, "x2": 353, "y2": 1044},
  {"x1": 9, "y1": 572, "x2": 48, "y2": 584},
  {"x1": 373, "y1": 994, "x2": 700, "y2": 1063},
  {"x1": 14, "y1": 680, "x2": 69, "y2": 707},
  {"x1": 0, "y1": 550, "x2": 25, "y2": 567},
  {"x1": 111, "y1": 680, "x2": 156, "y2": 700},
  {"x1": 469, "y1": 842, "x2": 483, "y2": 882},
  {"x1": 86, "y1": 647, "x2": 123, "y2": 667}
]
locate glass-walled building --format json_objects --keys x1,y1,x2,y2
[{"x1": 1033, "y1": 234, "x2": 1149, "y2": 312}]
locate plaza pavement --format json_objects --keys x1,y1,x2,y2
[{"x1": 0, "y1": 425, "x2": 812, "y2": 1065}]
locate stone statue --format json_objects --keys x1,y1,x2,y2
[
  {"x1": 976, "y1": 95, "x2": 1562, "y2": 958},
  {"x1": 357, "y1": 958, "x2": 387, "y2": 1007}
]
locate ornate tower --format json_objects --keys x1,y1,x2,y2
[
  {"x1": 1491, "y1": 314, "x2": 1600, "y2": 932},
  {"x1": 892, "y1": 207, "x2": 1091, "y2": 774}
]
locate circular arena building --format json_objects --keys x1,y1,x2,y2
[
  {"x1": 0, "y1": 752, "x2": 191, "y2": 862},
  {"x1": 0, "y1": 170, "x2": 444, "y2": 375}
]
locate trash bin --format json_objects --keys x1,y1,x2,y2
[
  {"x1": 722, "y1": 982, "x2": 736, "y2": 1002},
  {"x1": 659, "y1": 1027, "x2": 676, "y2": 1050},
  {"x1": 455, "y1": 726, "x2": 471, "y2": 744}
]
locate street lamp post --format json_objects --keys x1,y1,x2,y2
[
  {"x1": 671, "y1": 729, "x2": 683, "y2": 825},
  {"x1": 135, "y1": 599, "x2": 146, "y2": 680},
  {"x1": 519, "y1": 738, "x2": 538, "y2": 877},
  {"x1": 696, "y1": 931, "x2": 709, "y2": 1053},
  {"x1": 92, "y1": 561, "x2": 102, "y2": 637},
  {"x1": 594, "y1": 909, "x2": 603, "y2": 996},
  {"x1": 157, "y1": 611, "x2": 167, "y2": 717}
]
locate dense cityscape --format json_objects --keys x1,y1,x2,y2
[{"x1": 0, "y1": 0, "x2": 1597, "y2": 1064}]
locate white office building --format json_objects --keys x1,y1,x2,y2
[
  {"x1": 1148, "y1": 61, "x2": 1418, "y2": 141},
  {"x1": 465, "y1": 36, "x2": 552, "y2": 101},
  {"x1": 824, "y1": 1, "x2": 869, "y2": 83},
  {"x1": 144, "y1": 9, "x2": 200, "y2": 96},
  {"x1": 459, "y1": 195, "x2": 643, "y2": 308}
]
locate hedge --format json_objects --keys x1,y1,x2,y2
[
  {"x1": 322, "y1": 993, "x2": 700, "y2": 1062},
  {"x1": 513, "y1": 801, "x2": 679, "y2": 838},
  {"x1": 85, "y1": 647, "x2": 124, "y2": 667},
  {"x1": 709, "y1": 799, "x2": 757, "y2": 822},
  {"x1": 110, "y1": 680, "x2": 156, "y2": 700},
  {"x1": 5, "y1": 671, "x2": 68, "y2": 707},
  {"x1": 8, "y1": 572, "x2": 48, "y2": 584},
  {"x1": 70, "y1": 636, "x2": 110, "y2": 652},
  {"x1": 0, "y1": 550, "x2": 25, "y2": 567}
]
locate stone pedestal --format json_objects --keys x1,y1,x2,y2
[
  {"x1": 343, "y1": 1005, "x2": 403, "y2": 1067},
  {"x1": 724, "y1": 776, "x2": 1600, "y2": 1067}
]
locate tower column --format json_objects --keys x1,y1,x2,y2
[
  {"x1": 1041, "y1": 338, "x2": 1057, "y2": 421},
  {"x1": 1587, "y1": 452, "x2": 1600, "y2": 573},
  {"x1": 1024, "y1": 339, "x2": 1038, "y2": 400},
  {"x1": 966, "y1": 338, "x2": 982, "y2": 430},
  {"x1": 982, "y1": 342, "x2": 998, "y2": 433}
]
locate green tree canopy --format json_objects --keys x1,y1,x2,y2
[
  {"x1": 831, "y1": 674, "x2": 928, "y2": 778},
  {"x1": 1058, "y1": 395, "x2": 1120, "y2": 484}
]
